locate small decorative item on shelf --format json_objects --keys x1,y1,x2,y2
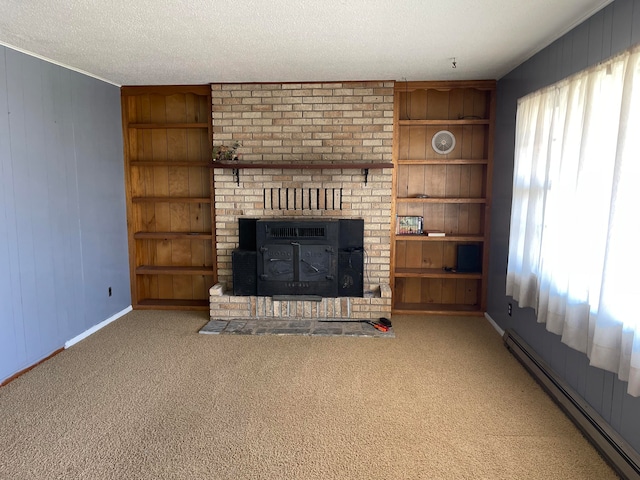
[
  {"x1": 425, "y1": 231, "x2": 446, "y2": 237},
  {"x1": 396, "y1": 216, "x2": 423, "y2": 235},
  {"x1": 212, "y1": 141, "x2": 241, "y2": 163}
]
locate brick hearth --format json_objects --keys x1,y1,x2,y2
[{"x1": 209, "y1": 284, "x2": 391, "y2": 320}]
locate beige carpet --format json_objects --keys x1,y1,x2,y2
[{"x1": 0, "y1": 311, "x2": 619, "y2": 479}]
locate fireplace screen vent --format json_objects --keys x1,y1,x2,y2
[
  {"x1": 264, "y1": 188, "x2": 342, "y2": 211},
  {"x1": 269, "y1": 226, "x2": 325, "y2": 239}
]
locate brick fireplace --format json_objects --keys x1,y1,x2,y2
[{"x1": 209, "y1": 81, "x2": 394, "y2": 320}]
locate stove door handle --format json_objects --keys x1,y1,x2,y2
[{"x1": 301, "y1": 259, "x2": 320, "y2": 272}]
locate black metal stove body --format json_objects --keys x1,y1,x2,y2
[
  {"x1": 256, "y1": 219, "x2": 339, "y2": 297},
  {"x1": 232, "y1": 218, "x2": 364, "y2": 298}
]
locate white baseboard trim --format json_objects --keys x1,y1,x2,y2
[
  {"x1": 484, "y1": 312, "x2": 505, "y2": 337},
  {"x1": 65, "y1": 306, "x2": 132, "y2": 349}
]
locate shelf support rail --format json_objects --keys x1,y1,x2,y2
[{"x1": 211, "y1": 162, "x2": 393, "y2": 187}]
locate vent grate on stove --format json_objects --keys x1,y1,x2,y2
[{"x1": 268, "y1": 227, "x2": 326, "y2": 239}]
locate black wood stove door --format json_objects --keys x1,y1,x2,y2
[
  {"x1": 261, "y1": 244, "x2": 294, "y2": 281},
  {"x1": 299, "y1": 245, "x2": 334, "y2": 281},
  {"x1": 257, "y1": 242, "x2": 338, "y2": 297}
]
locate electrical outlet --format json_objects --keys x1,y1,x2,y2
[
  {"x1": 108, "y1": 287, "x2": 112, "y2": 297},
  {"x1": 508, "y1": 303, "x2": 512, "y2": 316}
]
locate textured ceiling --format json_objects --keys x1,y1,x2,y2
[{"x1": 0, "y1": 0, "x2": 612, "y2": 86}]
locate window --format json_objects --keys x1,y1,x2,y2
[{"x1": 507, "y1": 45, "x2": 640, "y2": 397}]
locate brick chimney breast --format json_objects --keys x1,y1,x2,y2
[{"x1": 211, "y1": 81, "x2": 394, "y2": 294}]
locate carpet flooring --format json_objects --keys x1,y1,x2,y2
[{"x1": 0, "y1": 311, "x2": 619, "y2": 479}]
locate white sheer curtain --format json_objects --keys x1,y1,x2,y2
[{"x1": 507, "y1": 45, "x2": 640, "y2": 397}]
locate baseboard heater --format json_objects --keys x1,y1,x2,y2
[{"x1": 503, "y1": 329, "x2": 640, "y2": 480}]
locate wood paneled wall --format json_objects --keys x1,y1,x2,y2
[
  {"x1": 489, "y1": 0, "x2": 640, "y2": 452},
  {"x1": 0, "y1": 45, "x2": 129, "y2": 383}
]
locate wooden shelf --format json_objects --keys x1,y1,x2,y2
[
  {"x1": 393, "y1": 302, "x2": 483, "y2": 316},
  {"x1": 398, "y1": 119, "x2": 490, "y2": 126},
  {"x1": 134, "y1": 232, "x2": 212, "y2": 240},
  {"x1": 211, "y1": 162, "x2": 394, "y2": 170},
  {"x1": 396, "y1": 197, "x2": 487, "y2": 204},
  {"x1": 395, "y1": 234, "x2": 484, "y2": 242},
  {"x1": 130, "y1": 161, "x2": 211, "y2": 167},
  {"x1": 136, "y1": 298, "x2": 209, "y2": 310},
  {"x1": 131, "y1": 196, "x2": 211, "y2": 204},
  {"x1": 394, "y1": 268, "x2": 483, "y2": 279},
  {"x1": 212, "y1": 161, "x2": 393, "y2": 186},
  {"x1": 128, "y1": 122, "x2": 209, "y2": 129},
  {"x1": 398, "y1": 158, "x2": 489, "y2": 165},
  {"x1": 390, "y1": 80, "x2": 496, "y2": 315},
  {"x1": 123, "y1": 86, "x2": 215, "y2": 312},
  {"x1": 136, "y1": 265, "x2": 214, "y2": 275}
]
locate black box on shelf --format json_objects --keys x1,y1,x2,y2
[{"x1": 456, "y1": 244, "x2": 481, "y2": 273}]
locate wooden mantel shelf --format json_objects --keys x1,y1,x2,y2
[
  {"x1": 211, "y1": 161, "x2": 394, "y2": 185},
  {"x1": 210, "y1": 162, "x2": 394, "y2": 170}
]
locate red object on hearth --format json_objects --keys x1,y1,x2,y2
[{"x1": 369, "y1": 322, "x2": 389, "y2": 332}]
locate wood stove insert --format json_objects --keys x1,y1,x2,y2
[{"x1": 232, "y1": 218, "x2": 364, "y2": 298}]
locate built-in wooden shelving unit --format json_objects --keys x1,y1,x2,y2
[
  {"x1": 390, "y1": 80, "x2": 496, "y2": 316},
  {"x1": 121, "y1": 85, "x2": 214, "y2": 310}
]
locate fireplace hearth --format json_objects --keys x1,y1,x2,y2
[{"x1": 232, "y1": 218, "x2": 364, "y2": 298}]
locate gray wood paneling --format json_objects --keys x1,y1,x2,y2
[
  {"x1": 584, "y1": 367, "x2": 605, "y2": 415},
  {"x1": 602, "y1": 371, "x2": 615, "y2": 422},
  {"x1": 0, "y1": 47, "x2": 27, "y2": 379},
  {"x1": 0, "y1": 45, "x2": 129, "y2": 382},
  {"x1": 22, "y1": 53, "x2": 59, "y2": 352},
  {"x1": 602, "y1": 5, "x2": 615, "y2": 57},
  {"x1": 42, "y1": 63, "x2": 74, "y2": 340},
  {"x1": 490, "y1": 0, "x2": 640, "y2": 452},
  {"x1": 620, "y1": 392, "x2": 640, "y2": 444},
  {"x1": 612, "y1": 0, "x2": 634, "y2": 53},
  {"x1": 72, "y1": 73, "x2": 130, "y2": 329},
  {"x1": 571, "y1": 21, "x2": 590, "y2": 74},
  {"x1": 5, "y1": 50, "x2": 43, "y2": 363},
  {"x1": 566, "y1": 348, "x2": 588, "y2": 398},
  {"x1": 588, "y1": 9, "x2": 605, "y2": 65},
  {"x1": 547, "y1": 333, "x2": 568, "y2": 385},
  {"x1": 633, "y1": 0, "x2": 640, "y2": 43},
  {"x1": 561, "y1": 34, "x2": 575, "y2": 81},
  {"x1": 611, "y1": 380, "x2": 626, "y2": 432},
  {"x1": 547, "y1": 39, "x2": 563, "y2": 86}
]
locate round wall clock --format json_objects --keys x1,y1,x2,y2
[{"x1": 431, "y1": 130, "x2": 456, "y2": 154}]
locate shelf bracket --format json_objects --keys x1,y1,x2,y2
[
  {"x1": 363, "y1": 168, "x2": 369, "y2": 185},
  {"x1": 232, "y1": 168, "x2": 240, "y2": 186}
]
